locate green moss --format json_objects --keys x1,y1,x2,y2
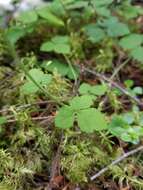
[{"x1": 61, "y1": 132, "x2": 112, "y2": 183}]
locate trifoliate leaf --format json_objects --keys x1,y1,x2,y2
[
  {"x1": 55, "y1": 106, "x2": 74, "y2": 129},
  {"x1": 55, "y1": 95, "x2": 107, "y2": 133},
  {"x1": 40, "y1": 36, "x2": 71, "y2": 54},
  {"x1": 70, "y1": 95, "x2": 94, "y2": 110},
  {"x1": 119, "y1": 34, "x2": 143, "y2": 50},
  {"x1": 77, "y1": 108, "x2": 107, "y2": 132}
]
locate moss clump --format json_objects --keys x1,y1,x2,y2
[
  {"x1": 61, "y1": 132, "x2": 111, "y2": 183},
  {"x1": 0, "y1": 118, "x2": 54, "y2": 190}
]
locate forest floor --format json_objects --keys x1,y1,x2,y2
[{"x1": 1, "y1": 1, "x2": 143, "y2": 190}]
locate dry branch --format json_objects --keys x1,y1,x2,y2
[{"x1": 91, "y1": 145, "x2": 143, "y2": 181}]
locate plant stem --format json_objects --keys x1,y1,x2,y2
[
  {"x1": 110, "y1": 58, "x2": 130, "y2": 80},
  {"x1": 6, "y1": 116, "x2": 54, "y2": 123},
  {"x1": 90, "y1": 145, "x2": 143, "y2": 181},
  {"x1": 76, "y1": 65, "x2": 143, "y2": 106},
  {"x1": 64, "y1": 55, "x2": 77, "y2": 84}
]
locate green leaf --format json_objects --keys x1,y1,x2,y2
[
  {"x1": 41, "y1": 74, "x2": 52, "y2": 86},
  {"x1": 70, "y1": 95, "x2": 94, "y2": 110},
  {"x1": 40, "y1": 36, "x2": 71, "y2": 54},
  {"x1": 0, "y1": 117, "x2": 7, "y2": 125},
  {"x1": 37, "y1": 7, "x2": 64, "y2": 27},
  {"x1": 40, "y1": 42, "x2": 55, "y2": 52},
  {"x1": 124, "y1": 79, "x2": 134, "y2": 88},
  {"x1": 84, "y1": 24, "x2": 106, "y2": 43},
  {"x1": 27, "y1": 69, "x2": 45, "y2": 82},
  {"x1": 119, "y1": 6, "x2": 139, "y2": 19},
  {"x1": 109, "y1": 115, "x2": 130, "y2": 136},
  {"x1": 66, "y1": 1, "x2": 88, "y2": 10},
  {"x1": 49, "y1": 0, "x2": 65, "y2": 16},
  {"x1": 117, "y1": 2, "x2": 143, "y2": 19},
  {"x1": 18, "y1": 10, "x2": 38, "y2": 24},
  {"x1": 130, "y1": 46, "x2": 143, "y2": 62},
  {"x1": 96, "y1": 7, "x2": 111, "y2": 17},
  {"x1": 77, "y1": 108, "x2": 107, "y2": 132},
  {"x1": 108, "y1": 115, "x2": 142, "y2": 144},
  {"x1": 52, "y1": 36, "x2": 70, "y2": 54},
  {"x1": 52, "y1": 36, "x2": 70, "y2": 44},
  {"x1": 21, "y1": 69, "x2": 52, "y2": 95},
  {"x1": 54, "y1": 44, "x2": 71, "y2": 54},
  {"x1": 107, "y1": 22, "x2": 130, "y2": 37},
  {"x1": 90, "y1": 84, "x2": 108, "y2": 96},
  {"x1": 119, "y1": 34, "x2": 143, "y2": 50},
  {"x1": 79, "y1": 83, "x2": 107, "y2": 96},
  {"x1": 92, "y1": 0, "x2": 113, "y2": 6},
  {"x1": 138, "y1": 114, "x2": 143, "y2": 126},
  {"x1": 101, "y1": 17, "x2": 130, "y2": 37},
  {"x1": 55, "y1": 95, "x2": 107, "y2": 133},
  {"x1": 27, "y1": 69, "x2": 51, "y2": 85},
  {"x1": 79, "y1": 83, "x2": 91, "y2": 94},
  {"x1": 91, "y1": 0, "x2": 113, "y2": 17},
  {"x1": 6, "y1": 27, "x2": 26, "y2": 45},
  {"x1": 21, "y1": 81, "x2": 39, "y2": 94},
  {"x1": 122, "y1": 113, "x2": 134, "y2": 125},
  {"x1": 42, "y1": 60, "x2": 79, "y2": 80},
  {"x1": 133, "y1": 87, "x2": 143, "y2": 95},
  {"x1": 67, "y1": 67, "x2": 79, "y2": 80},
  {"x1": 42, "y1": 60, "x2": 69, "y2": 76},
  {"x1": 55, "y1": 106, "x2": 74, "y2": 129}
]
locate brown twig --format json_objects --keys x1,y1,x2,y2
[
  {"x1": 77, "y1": 65, "x2": 143, "y2": 106},
  {"x1": 63, "y1": 56, "x2": 143, "y2": 106},
  {"x1": 47, "y1": 133, "x2": 63, "y2": 190},
  {"x1": 99, "y1": 58, "x2": 130, "y2": 109},
  {"x1": 90, "y1": 145, "x2": 143, "y2": 181},
  {"x1": 6, "y1": 116, "x2": 54, "y2": 123},
  {"x1": 0, "y1": 101, "x2": 54, "y2": 114}
]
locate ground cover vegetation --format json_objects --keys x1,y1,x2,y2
[{"x1": 1, "y1": 0, "x2": 143, "y2": 189}]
